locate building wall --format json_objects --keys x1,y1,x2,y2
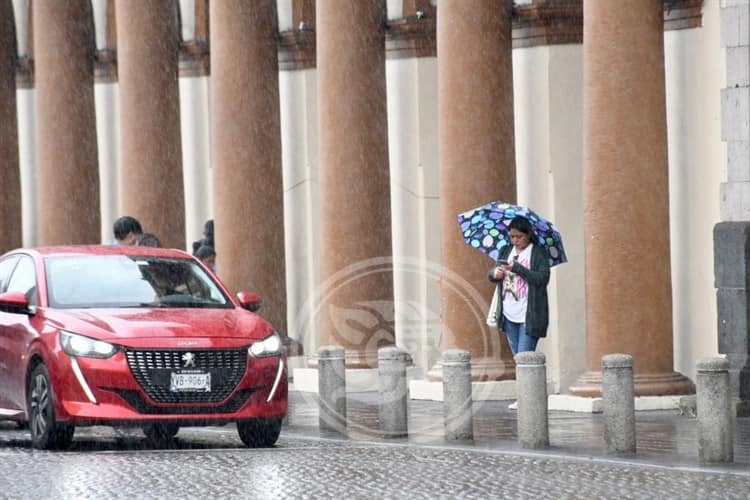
[
  {"x1": 719, "y1": 0, "x2": 750, "y2": 220},
  {"x1": 665, "y1": 0, "x2": 725, "y2": 381},
  {"x1": 13, "y1": 0, "x2": 36, "y2": 248},
  {"x1": 179, "y1": 75, "x2": 213, "y2": 251},
  {"x1": 279, "y1": 68, "x2": 320, "y2": 354},
  {"x1": 513, "y1": 45, "x2": 586, "y2": 392},
  {"x1": 277, "y1": 0, "x2": 293, "y2": 31},
  {"x1": 17, "y1": 88, "x2": 36, "y2": 248},
  {"x1": 386, "y1": 56, "x2": 441, "y2": 375},
  {"x1": 94, "y1": 83, "x2": 120, "y2": 244}
]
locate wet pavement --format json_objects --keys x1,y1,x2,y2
[
  {"x1": 0, "y1": 391, "x2": 748, "y2": 498},
  {"x1": 285, "y1": 391, "x2": 750, "y2": 469}
]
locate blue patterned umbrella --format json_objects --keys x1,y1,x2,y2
[{"x1": 457, "y1": 201, "x2": 567, "y2": 266}]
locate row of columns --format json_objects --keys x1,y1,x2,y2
[
  {"x1": 0, "y1": 0, "x2": 290, "y2": 339},
  {"x1": 0, "y1": 0, "x2": 694, "y2": 396}
]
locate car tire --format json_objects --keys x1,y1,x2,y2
[
  {"x1": 237, "y1": 418, "x2": 282, "y2": 448},
  {"x1": 143, "y1": 423, "x2": 180, "y2": 448},
  {"x1": 28, "y1": 364, "x2": 75, "y2": 450}
]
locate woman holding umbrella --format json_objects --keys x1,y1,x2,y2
[{"x1": 488, "y1": 216, "x2": 551, "y2": 408}]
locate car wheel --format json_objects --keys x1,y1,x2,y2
[
  {"x1": 237, "y1": 418, "x2": 282, "y2": 448},
  {"x1": 143, "y1": 423, "x2": 180, "y2": 448},
  {"x1": 28, "y1": 364, "x2": 75, "y2": 450}
]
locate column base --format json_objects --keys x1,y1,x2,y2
[
  {"x1": 426, "y1": 356, "x2": 516, "y2": 382},
  {"x1": 568, "y1": 370, "x2": 695, "y2": 397}
]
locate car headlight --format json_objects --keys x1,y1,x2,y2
[
  {"x1": 248, "y1": 333, "x2": 282, "y2": 357},
  {"x1": 60, "y1": 330, "x2": 116, "y2": 359}
]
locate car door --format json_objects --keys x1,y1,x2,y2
[
  {"x1": 0, "y1": 255, "x2": 37, "y2": 410},
  {"x1": 0, "y1": 255, "x2": 19, "y2": 410}
]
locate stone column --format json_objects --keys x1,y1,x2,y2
[
  {"x1": 570, "y1": 0, "x2": 694, "y2": 396},
  {"x1": 318, "y1": 345, "x2": 347, "y2": 433},
  {"x1": 432, "y1": 0, "x2": 517, "y2": 381},
  {"x1": 696, "y1": 358, "x2": 734, "y2": 464},
  {"x1": 602, "y1": 354, "x2": 636, "y2": 455},
  {"x1": 316, "y1": 0, "x2": 394, "y2": 367},
  {"x1": 116, "y1": 0, "x2": 185, "y2": 249},
  {"x1": 515, "y1": 351, "x2": 549, "y2": 449},
  {"x1": 35, "y1": 1, "x2": 100, "y2": 245},
  {"x1": 378, "y1": 346, "x2": 409, "y2": 438},
  {"x1": 442, "y1": 349, "x2": 473, "y2": 441},
  {"x1": 210, "y1": 0, "x2": 288, "y2": 340},
  {"x1": 0, "y1": 0, "x2": 21, "y2": 254}
]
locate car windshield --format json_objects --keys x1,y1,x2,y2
[{"x1": 45, "y1": 255, "x2": 232, "y2": 309}]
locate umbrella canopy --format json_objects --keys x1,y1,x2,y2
[{"x1": 457, "y1": 201, "x2": 567, "y2": 266}]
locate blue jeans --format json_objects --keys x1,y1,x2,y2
[{"x1": 502, "y1": 318, "x2": 539, "y2": 356}]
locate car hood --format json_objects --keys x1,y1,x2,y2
[{"x1": 44, "y1": 307, "x2": 275, "y2": 345}]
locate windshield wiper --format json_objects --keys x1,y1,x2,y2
[{"x1": 118, "y1": 302, "x2": 168, "y2": 308}]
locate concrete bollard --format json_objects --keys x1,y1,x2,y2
[
  {"x1": 442, "y1": 349, "x2": 473, "y2": 441},
  {"x1": 318, "y1": 345, "x2": 347, "y2": 433},
  {"x1": 602, "y1": 354, "x2": 636, "y2": 455},
  {"x1": 515, "y1": 351, "x2": 548, "y2": 448},
  {"x1": 378, "y1": 346, "x2": 409, "y2": 438},
  {"x1": 697, "y1": 358, "x2": 733, "y2": 463}
]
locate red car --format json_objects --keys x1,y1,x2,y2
[{"x1": 0, "y1": 245, "x2": 287, "y2": 449}]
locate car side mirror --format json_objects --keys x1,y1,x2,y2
[
  {"x1": 0, "y1": 291, "x2": 33, "y2": 315},
  {"x1": 236, "y1": 291, "x2": 262, "y2": 312}
]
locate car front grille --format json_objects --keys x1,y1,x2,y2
[
  {"x1": 124, "y1": 348, "x2": 248, "y2": 404},
  {"x1": 104, "y1": 388, "x2": 257, "y2": 414}
]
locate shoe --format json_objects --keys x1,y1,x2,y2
[{"x1": 508, "y1": 401, "x2": 518, "y2": 410}]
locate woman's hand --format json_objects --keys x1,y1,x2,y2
[
  {"x1": 502, "y1": 256, "x2": 519, "y2": 273},
  {"x1": 492, "y1": 266, "x2": 505, "y2": 280}
]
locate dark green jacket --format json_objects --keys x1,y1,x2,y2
[{"x1": 487, "y1": 244, "x2": 551, "y2": 338}]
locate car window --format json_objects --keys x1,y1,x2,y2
[
  {"x1": 0, "y1": 256, "x2": 20, "y2": 293},
  {"x1": 45, "y1": 255, "x2": 231, "y2": 309},
  {"x1": 6, "y1": 255, "x2": 37, "y2": 306}
]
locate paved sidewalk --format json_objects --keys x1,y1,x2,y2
[
  {"x1": 284, "y1": 390, "x2": 750, "y2": 473},
  {"x1": 0, "y1": 392, "x2": 748, "y2": 498}
]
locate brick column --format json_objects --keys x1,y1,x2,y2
[
  {"x1": 116, "y1": 0, "x2": 185, "y2": 249},
  {"x1": 570, "y1": 0, "x2": 693, "y2": 396},
  {"x1": 715, "y1": 0, "x2": 750, "y2": 410},
  {"x1": 210, "y1": 0, "x2": 289, "y2": 341},
  {"x1": 316, "y1": 0, "x2": 394, "y2": 368},
  {"x1": 35, "y1": 1, "x2": 100, "y2": 244},
  {"x1": 0, "y1": 0, "x2": 21, "y2": 253},
  {"x1": 431, "y1": 0, "x2": 517, "y2": 381}
]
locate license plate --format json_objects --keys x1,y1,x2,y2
[{"x1": 170, "y1": 372, "x2": 211, "y2": 392}]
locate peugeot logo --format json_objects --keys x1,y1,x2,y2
[{"x1": 182, "y1": 352, "x2": 196, "y2": 368}]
